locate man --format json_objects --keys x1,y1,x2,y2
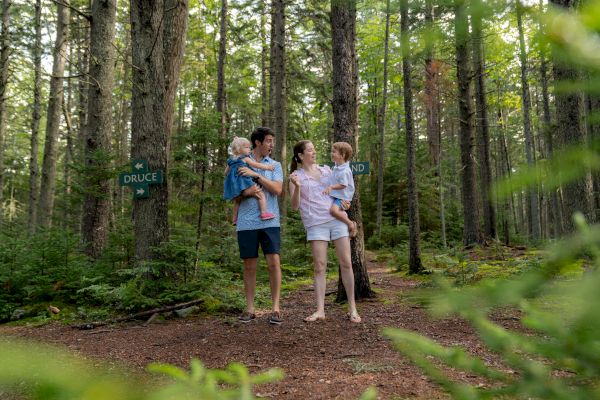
[{"x1": 236, "y1": 127, "x2": 283, "y2": 324}]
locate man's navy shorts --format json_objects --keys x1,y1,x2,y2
[{"x1": 237, "y1": 227, "x2": 281, "y2": 259}]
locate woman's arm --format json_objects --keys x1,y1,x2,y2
[{"x1": 289, "y1": 174, "x2": 301, "y2": 210}]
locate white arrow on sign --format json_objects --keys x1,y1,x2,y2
[
  {"x1": 136, "y1": 188, "x2": 145, "y2": 195},
  {"x1": 135, "y1": 162, "x2": 144, "y2": 170}
]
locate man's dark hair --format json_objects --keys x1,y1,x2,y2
[{"x1": 250, "y1": 127, "x2": 275, "y2": 148}]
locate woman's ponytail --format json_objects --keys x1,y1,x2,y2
[{"x1": 290, "y1": 140, "x2": 311, "y2": 174}]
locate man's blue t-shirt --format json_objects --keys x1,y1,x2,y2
[{"x1": 236, "y1": 156, "x2": 283, "y2": 232}]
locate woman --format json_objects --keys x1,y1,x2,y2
[{"x1": 289, "y1": 140, "x2": 361, "y2": 323}]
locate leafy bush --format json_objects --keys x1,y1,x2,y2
[{"x1": 384, "y1": 216, "x2": 600, "y2": 400}]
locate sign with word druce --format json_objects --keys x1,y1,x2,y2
[{"x1": 118, "y1": 159, "x2": 164, "y2": 199}]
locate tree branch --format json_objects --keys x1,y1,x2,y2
[{"x1": 50, "y1": 0, "x2": 91, "y2": 22}]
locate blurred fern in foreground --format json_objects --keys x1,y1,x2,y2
[
  {"x1": 384, "y1": 215, "x2": 600, "y2": 399},
  {"x1": 0, "y1": 339, "x2": 283, "y2": 400}
]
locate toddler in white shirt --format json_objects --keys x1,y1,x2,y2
[{"x1": 322, "y1": 142, "x2": 357, "y2": 237}]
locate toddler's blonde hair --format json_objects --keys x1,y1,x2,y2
[{"x1": 228, "y1": 136, "x2": 251, "y2": 159}]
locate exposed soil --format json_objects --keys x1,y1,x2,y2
[{"x1": 0, "y1": 253, "x2": 521, "y2": 399}]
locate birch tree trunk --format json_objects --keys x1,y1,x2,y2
[
  {"x1": 81, "y1": 0, "x2": 117, "y2": 258},
  {"x1": 331, "y1": 0, "x2": 373, "y2": 300},
  {"x1": 401, "y1": 0, "x2": 423, "y2": 273},
  {"x1": 38, "y1": 1, "x2": 70, "y2": 228}
]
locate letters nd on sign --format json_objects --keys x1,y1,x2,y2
[{"x1": 324, "y1": 162, "x2": 370, "y2": 175}]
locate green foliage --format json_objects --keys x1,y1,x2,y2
[
  {"x1": 384, "y1": 220, "x2": 600, "y2": 399},
  {"x1": 0, "y1": 339, "x2": 283, "y2": 400}
]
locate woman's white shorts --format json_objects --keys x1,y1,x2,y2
[{"x1": 306, "y1": 219, "x2": 349, "y2": 242}]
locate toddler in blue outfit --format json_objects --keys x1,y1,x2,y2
[
  {"x1": 223, "y1": 137, "x2": 275, "y2": 225},
  {"x1": 322, "y1": 142, "x2": 357, "y2": 237}
]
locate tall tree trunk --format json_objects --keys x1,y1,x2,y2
[
  {"x1": 401, "y1": 0, "x2": 423, "y2": 273},
  {"x1": 454, "y1": 0, "x2": 481, "y2": 246},
  {"x1": 216, "y1": 0, "x2": 227, "y2": 167},
  {"x1": 331, "y1": 0, "x2": 374, "y2": 300},
  {"x1": 260, "y1": 0, "x2": 268, "y2": 126},
  {"x1": 164, "y1": 0, "x2": 188, "y2": 137},
  {"x1": 63, "y1": 68, "x2": 74, "y2": 229},
  {"x1": 471, "y1": 0, "x2": 496, "y2": 241},
  {"x1": 81, "y1": 0, "x2": 117, "y2": 258},
  {"x1": 129, "y1": 0, "x2": 188, "y2": 262},
  {"x1": 38, "y1": 1, "x2": 70, "y2": 228},
  {"x1": 424, "y1": 0, "x2": 445, "y2": 247},
  {"x1": 28, "y1": 0, "x2": 42, "y2": 233},
  {"x1": 375, "y1": 0, "x2": 390, "y2": 237},
  {"x1": 538, "y1": 0, "x2": 561, "y2": 237},
  {"x1": 516, "y1": 0, "x2": 540, "y2": 241},
  {"x1": 270, "y1": 0, "x2": 287, "y2": 216},
  {"x1": 0, "y1": 0, "x2": 10, "y2": 222},
  {"x1": 550, "y1": 0, "x2": 595, "y2": 231},
  {"x1": 115, "y1": 36, "x2": 131, "y2": 218}
]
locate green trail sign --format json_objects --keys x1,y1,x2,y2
[
  {"x1": 118, "y1": 159, "x2": 164, "y2": 199},
  {"x1": 350, "y1": 162, "x2": 369, "y2": 175},
  {"x1": 324, "y1": 162, "x2": 370, "y2": 175}
]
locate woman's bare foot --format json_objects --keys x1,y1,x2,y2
[
  {"x1": 347, "y1": 312, "x2": 361, "y2": 323},
  {"x1": 304, "y1": 312, "x2": 325, "y2": 322}
]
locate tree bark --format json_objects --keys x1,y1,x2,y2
[
  {"x1": 270, "y1": 0, "x2": 287, "y2": 216},
  {"x1": 550, "y1": 0, "x2": 595, "y2": 231},
  {"x1": 38, "y1": 0, "x2": 70, "y2": 228},
  {"x1": 516, "y1": 0, "x2": 540, "y2": 241},
  {"x1": 538, "y1": 0, "x2": 561, "y2": 237},
  {"x1": 471, "y1": 0, "x2": 497, "y2": 241},
  {"x1": 216, "y1": 0, "x2": 228, "y2": 167},
  {"x1": 424, "y1": 0, "x2": 446, "y2": 247},
  {"x1": 0, "y1": 0, "x2": 11, "y2": 222},
  {"x1": 401, "y1": 0, "x2": 424, "y2": 273},
  {"x1": 81, "y1": 0, "x2": 117, "y2": 258},
  {"x1": 28, "y1": 0, "x2": 42, "y2": 233},
  {"x1": 129, "y1": 0, "x2": 188, "y2": 262},
  {"x1": 454, "y1": 0, "x2": 481, "y2": 246},
  {"x1": 375, "y1": 0, "x2": 390, "y2": 237},
  {"x1": 331, "y1": 0, "x2": 374, "y2": 300},
  {"x1": 260, "y1": 0, "x2": 268, "y2": 126}
]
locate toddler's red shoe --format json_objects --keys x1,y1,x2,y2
[{"x1": 259, "y1": 212, "x2": 275, "y2": 220}]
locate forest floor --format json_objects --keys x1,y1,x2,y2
[{"x1": 0, "y1": 251, "x2": 525, "y2": 399}]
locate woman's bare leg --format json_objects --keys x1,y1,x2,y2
[
  {"x1": 333, "y1": 236, "x2": 360, "y2": 322},
  {"x1": 305, "y1": 240, "x2": 328, "y2": 321}
]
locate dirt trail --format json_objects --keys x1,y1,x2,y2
[{"x1": 1, "y1": 253, "x2": 512, "y2": 399}]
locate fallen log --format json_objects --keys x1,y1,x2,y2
[{"x1": 73, "y1": 299, "x2": 204, "y2": 330}]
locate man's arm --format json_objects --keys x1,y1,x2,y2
[{"x1": 238, "y1": 166, "x2": 283, "y2": 196}]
